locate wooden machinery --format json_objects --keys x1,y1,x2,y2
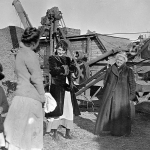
[{"x1": 12, "y1": 0, "x2": 150, "y2": 106}]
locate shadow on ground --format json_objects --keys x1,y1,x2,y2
[
  {"x1": 92, "y1": 112, "x2": 150, "y2": 150},
  {"x1": 74, "y1": 115, "x2": 96, "y2": 133},
  {"x1": 43, "y1": 105, "x2": 150, "y2": 150}
]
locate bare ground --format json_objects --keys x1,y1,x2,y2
[{"x1": 43, "y1": 107, "x2": 150, "y2": 150}]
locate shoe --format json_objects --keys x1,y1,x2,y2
[
  {"x1": 1, "y1": 147, "x2": 8, "y2": 150},
  {"x1": 44, "y1": 132, "x2": 52, "y2": 136},
  {"x1": 64, "y1": 134, "x2": 73, "y2": 139},
  {"x1": 52, "y1": 133, "x2": 60, "y2": 142}
]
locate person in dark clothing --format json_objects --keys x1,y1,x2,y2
[
  {"x1": 94, "y1": 51, "x2": 136, "y2": 136},
  {"x1": 0, "y1": 63, "x2": 9, "y2": 150},
  {"x1": 45, "y1": 40, "x2": 80, "y2": 140}
]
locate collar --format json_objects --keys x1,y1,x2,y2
[
  {"x1": 19, "y1": 42, "x2": 32, "y2": 52},
  {"x1": 112, "y1": 63, "x2": 126, "y2": 77},
  {"x1": 112, "y1": 64, "x2": 119, "y2": 77}
]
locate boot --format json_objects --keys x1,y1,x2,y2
[
  {"x1": 65, "y1": 129, "x2": 73, "y2": 139},
  {"x1": 52, "y1": 129, "x2": 59, "y2": 141},
  {"x1": 1, "y1": 147, "x2": 8, "y2": 150}
]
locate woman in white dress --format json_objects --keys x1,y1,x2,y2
[
  {"x1": 4, "y1": 27, "x2": 45, "y2": 150},
  {"x1": 45, "y1": 40, "x2": 80, "y2": 141}
]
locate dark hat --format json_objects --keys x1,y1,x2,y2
[{"x1": 0, "y1": 63, "x2": 5, "y2": 80}]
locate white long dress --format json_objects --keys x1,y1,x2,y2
[{"x1": 46, "y1": 79, "x2": 74, "y2": 132}]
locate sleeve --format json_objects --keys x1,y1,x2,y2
[
  {"x1": 25, "y1": 51, "x2": 45, "y2": 97},
  {"x1": 128, "y1": 68, "x2": 136, "y2": 101},
  {"x1": 103, "y1": 67, "x2": 111, "y2": 86},
  {"x1": 66, "y1": 57, "x2": 79, "y2": 79},
  {"x1": 49, "y1": 56, "x2": 65, "y2": 76},
  {"x1": 69, "y1": 58, "x2": 77, "y2": 73},
  {"x1": 0, "y1": 87, "x2": 9, "y2": 113}
]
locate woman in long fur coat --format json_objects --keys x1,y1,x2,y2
[{"x1": 94, "y1": 52, "x2": 136, "y2": 136}]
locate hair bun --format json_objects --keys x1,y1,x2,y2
[{"x1": 21, "y1": 27, "x2": 40, "y2": 44}]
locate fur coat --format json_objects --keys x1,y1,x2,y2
[{"x1": 94, "y1": 63, "x2": 136, "y2": 136}]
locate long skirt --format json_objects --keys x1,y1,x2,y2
[
  {"x1": 4, "y1": 96, "x2": 43, "y2": 150},
  {"x1": 0, "y1": 132, "x2": 5, "y2": 147},
  {"x1": 46, "y1": 90, "x2": 74, "y2": 132}
]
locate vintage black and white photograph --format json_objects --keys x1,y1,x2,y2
[{"x1": 0, "y1": 0, "x2": 150, "y2": 150}]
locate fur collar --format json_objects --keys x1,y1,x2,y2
[{"x1": 112, "y1": 63, "x2": 127, "y2": 77}]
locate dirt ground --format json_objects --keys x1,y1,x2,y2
[{"x1": 43, "y1": 106, "x2": 150, "y2": 150}]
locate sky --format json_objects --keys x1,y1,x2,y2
[{"x1": 0, "y1": 0, "x2": 150, "y2": 40}]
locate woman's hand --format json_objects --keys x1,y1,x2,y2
[
  {"x1": 62, "y1": 65, "x2": 69, "y2": 75},
  {"x1": 40, "y1": 94, "x2": 46, "y2": 103}
]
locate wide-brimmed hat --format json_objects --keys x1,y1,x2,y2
[{"x1": 0, "y1": 63, "x2": 5, "y2": 80}]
